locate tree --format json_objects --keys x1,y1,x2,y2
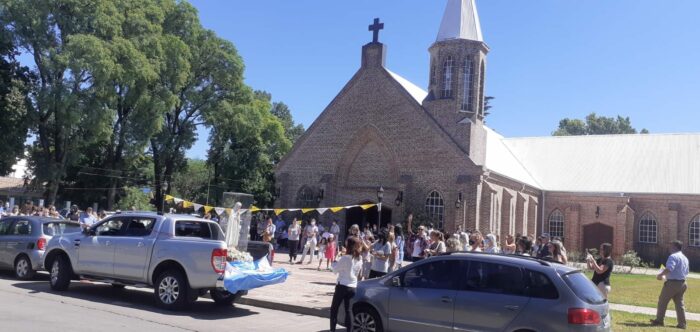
[
  {"x1": 170, "y1": 159, "x2": 211, "y2": 203},
  {"x1": 2, "y1": 0, "x2": 115, "y2": 204},
  {"x1": 207, "y1": 91, "x2": 291, "y2": 207},
  {"x1": 116, "y1": 187, "x2": 152, "y2": 211},
  {"x1": 0, "y1": 23, "x2": 30, "y2": 175},
  {"x1": 483, "y1": 96, "x2": 494, "y2": 118},
  {"x1": 270, "y1": 101, "x2": 305, "y2": 143},
  {"x1": 63, "y1": 0, "x2": 177, "y2": 209},
  {"x1": 149, "y1": 2, "x2": 248, "y2": 212},
  {"x1": 553, "y1": 113, "x2": 648, "y2": 136}
]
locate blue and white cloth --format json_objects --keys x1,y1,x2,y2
[{"x1": 223, "y1": 255, "x2": 289, "y2": 294}]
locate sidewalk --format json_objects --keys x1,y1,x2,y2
[{"x1": 240, "y1": 253, "x2": 700, "y2": 321}]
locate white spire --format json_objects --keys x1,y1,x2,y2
[{"x1": 436, "y1": 0, "x2": 483, "y2": 42}]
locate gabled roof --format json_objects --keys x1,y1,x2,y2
[
  {"x1": 498, "y1": 133, "x2": 700, "y2": 195},
  {"x1": 484, "y1": 127, "x2": 541, "y2": 188},
  {"x1": 437, "y1": 0, "x2": 483, "y2": 42},
  {"x1": 386, "y1": 70, "x2": 428, "y2": 103}
]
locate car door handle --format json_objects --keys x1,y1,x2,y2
[
  {"x1": 441, "y1": 296, "x2": 453, "y2": 303},
  {"x1": 137, "y1": 242, "x2": 144, "y2": 248},
  {"x1": 105, "y1": 241, "x2": 111, "y2": 246},
  {"x1": 504, "y1": 305, "x2": 520, "y2": 311},
  {"x1": 74, "y1": 239, "x2": 81, "y2": 247}
]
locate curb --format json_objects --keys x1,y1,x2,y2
[{"x1": 239, "y1": 296, "x2": 330, "y2": 318}]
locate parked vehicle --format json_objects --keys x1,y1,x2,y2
[
  {"x1": 342, "y1": 252, "x2": 611, "y2": 332},
  {"x1": 43, "y1": 212, "x2": 242, "y2": 310},
  {"x1": 0, "y1": 216, "x2": 81, "y2": 280}
]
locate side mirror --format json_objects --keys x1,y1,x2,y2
[
  {"x1": 391, "y1": 276, "x2": 401, "y2": 287},
  {"x1": 83, "y1": 227, "x2": 94, "y2": 236}
]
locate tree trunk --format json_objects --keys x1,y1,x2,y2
[{"x1": 151, "y1": 139, "x2": 164, "y2": 213}]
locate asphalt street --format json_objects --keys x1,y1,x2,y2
[{"x1": 0, "y1": 271, "x2": 334, "y2": 332}]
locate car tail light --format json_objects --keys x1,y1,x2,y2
[
  {"x1": 211, "y1": 248, "x2": 228, "y2": 274},
  {"x1": 568, "y1": 308, "x2": 601, "y2": 325},
  {"x1": 37, "y1": 238, "x2": 47, "y2": 251}
]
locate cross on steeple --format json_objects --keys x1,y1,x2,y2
[{"x1": 368, "y1": 18, "x2": 384, "y2": 43}]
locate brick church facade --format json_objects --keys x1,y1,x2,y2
[{"x1": 275, "y1": 0, "x2": 700, "y2": 268}]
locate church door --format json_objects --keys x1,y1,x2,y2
[
  {"x1": 345, "y1": 202, "x2": 392, "y2": 235},
  {"x1": 582, "y1": 223, "x2": 614, "y2": 252}
]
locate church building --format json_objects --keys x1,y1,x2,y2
[{"x1": 275, "y1": 0, "x2": 700, "y2": 267}]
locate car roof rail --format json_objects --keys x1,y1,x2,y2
[{"x1": 444, "y1": 251, "x2": 552, "y2": 267}]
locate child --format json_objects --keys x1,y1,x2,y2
[
  {"x1": 324, "y1": 234, "x2": 337, "y2": 270},
  {"x1": 317, "y1": 237, "x2": 328, "y2": 271}
]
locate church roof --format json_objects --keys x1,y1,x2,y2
[
  {"x1": 386, "y1": 69, "x2": 428, "y2": 104},
  {"x1": 494, "y1": 132, "x2": 700, "y2": 195},
  {"x1": 484, "y1": 127, "x2": 541, "y2": 188},
  {"x1": 436, "y1": 0, "x2": 484, "y2": 42}
]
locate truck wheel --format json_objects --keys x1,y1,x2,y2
[
  {"x1": 15, "y1": 255, "x2": 36, "y2": 280},
  {"x1": 49, "y1": 255, "x2": 72, "y2": 291},
  {"x1": 210, "y1": 289, "x2": 242, "y2": 307},
  {"x1": 154, "y1": 270, "x2": 191, "y2": 310}
]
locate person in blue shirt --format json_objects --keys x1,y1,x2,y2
[
  {"x1": 79, "y1": 207, "x2": 98, "y2": 230},
  {"x1": 650, "y1": 240, "x2": 690, "y2": 329}
]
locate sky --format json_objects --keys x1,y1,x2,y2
[
  {"x1": 183, "y1": 0, "x2": 700, "y2": 159},
  {"x1": 28, "y1": 0, "x2": 700, "y2": 160}
]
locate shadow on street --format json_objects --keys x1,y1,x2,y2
[{"x1": 0, "y1": 270, "x2": 257, "y2": 320}]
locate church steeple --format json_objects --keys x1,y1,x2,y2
[
  {"x1": 423, "y1": 0, "x2": 489, "y2": 164},
  {"x1": 437, "y1": 0, "x2": 483, "y2": 42}
]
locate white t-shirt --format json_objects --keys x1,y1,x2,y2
[
  {"x1": 333, "y1": 255, "x2": 363, "y2": 288},
  {"x1": 371, "y1": 242, "x2": 392, "y2": 273},
  {"x1": 412, "y1": 239, "x2": 423, "y2": 258},
  {"x1": 288, "y1": 225, "x2": 301, "y2": 241}
]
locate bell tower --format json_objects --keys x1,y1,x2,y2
[{"x1": 424, "y1": 0, "x2": 489, "y2": 165}]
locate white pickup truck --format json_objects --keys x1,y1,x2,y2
[{"x1": 43, "y1": 212, "x2": 241, "y2": 310}]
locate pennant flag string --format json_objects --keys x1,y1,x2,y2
[{"x1": 164, "y1": 194, "x2": 377, "y2": 217}]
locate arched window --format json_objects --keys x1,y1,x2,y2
[
  {"x1": 690, "y1": 215, "x2": 700, "y2": 247},
  {"x1": 430, "y1": 60, "x2": 437, "y2": 86},
  {"x1": 441, "y1": 56, "x2": 454, "y2": 98},
  {"x1": 477, "y1": 59, "x2": 485, "y2": 116},
  {"x1": 461, "y1": 56, "x2": 475, "y2": 112},
  {"x1": 639, "y1": 213, "x2": 658, "y2": 244},
  {"x1": 548, "y1": 209, "x2": 564, "y2": 238},
  {"x1": 296, "y1": 186, "x2": 315, "y2": 208},
  {"x1": 425, "y1": 191, "x2": 445, "y2": 229}
]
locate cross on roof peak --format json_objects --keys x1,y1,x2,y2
[{"x1": 368, "y1": 18, "x2": 384, "y2": 43}]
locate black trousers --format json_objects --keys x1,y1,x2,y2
[
  {"x1": 330, "y1": 284, "x2": 355, "y2": 332},
  {"x1": 368, "y1": 270, "x2": 386, "y2": 279},
  {"x1": 288, "y1": 240, "x2": 299, "y2": 261}
]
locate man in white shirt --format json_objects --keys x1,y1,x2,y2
[
  {"x1": 651, "y1": 240, "x2": 690, "y2": 329},
  {"x1": 298, "y1": 219, "x2": 319, "y2": 264},
  {"x1": 330, "y1": 220, "x2": 341, "y2": 244},
  {"x1": 79, "y1": 207, "x2": 97, "y2": 230}
]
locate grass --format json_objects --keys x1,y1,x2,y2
[
  {"x1": 612, "y1": 310, "x2": 696, "y2": 331},
  {"x1": 584, "y1": 272, "x2": 700, "y2": 313}
]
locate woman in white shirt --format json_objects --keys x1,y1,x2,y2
[
  {"x1": 287, "y1": 218, "x2": 301, "y2": 264},
  {"x1": 330, "y1": 236, "x2": 363, "y2": 332}
]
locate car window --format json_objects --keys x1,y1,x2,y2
[
  {"x1": 122, "y1": 218, "x2": 156, "y2": 237},
  {"x1": 10, "y1": 220, "x2": 32, "y2": 236},
  {"x1": 95, "y1": 218, "x2": 125, "y2": 236},
  {"x1": 525, "y1": 269, "x2": 559, "y2": 299},
  {"x1": 0, "y1": 219, "x2": 13, "y2": 235},
  {"x1": 402, "y1": 260, "x2": 462, "y2": 290},
  {"x1": 174, "y1": 220, "x2": 224, "y2": 240},
  {"x1": 465, "y1": 261, "x2": 526, "y2": 296},
  {"x1": 43, "y1": 222, "x2": 82, "y2": 236},
  {"x1": 563, "y1": 271, "x2": 606, "y2": 305}
]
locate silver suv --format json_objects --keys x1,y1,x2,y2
[
  {"x1": 0, "y1": 216, "x2": 81, "y2": 279},
  {"x1": 345, "y1": 252, "x2": 610, "y2": 332}
]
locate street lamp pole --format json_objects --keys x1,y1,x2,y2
[{"x1": 377, "y1": 186, "x2": 384, "y2": 229}]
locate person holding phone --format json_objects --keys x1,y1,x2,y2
[{"x1": 588, "y1": 243, "x2": 613, "y2": 299}]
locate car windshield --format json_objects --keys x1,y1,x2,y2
[
  {"x1": 43, "y1": 222, "x2": 82, "y2": 236},
  {"x1": 562, "y1": 271, "x2": 606, "y2": 305}
]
